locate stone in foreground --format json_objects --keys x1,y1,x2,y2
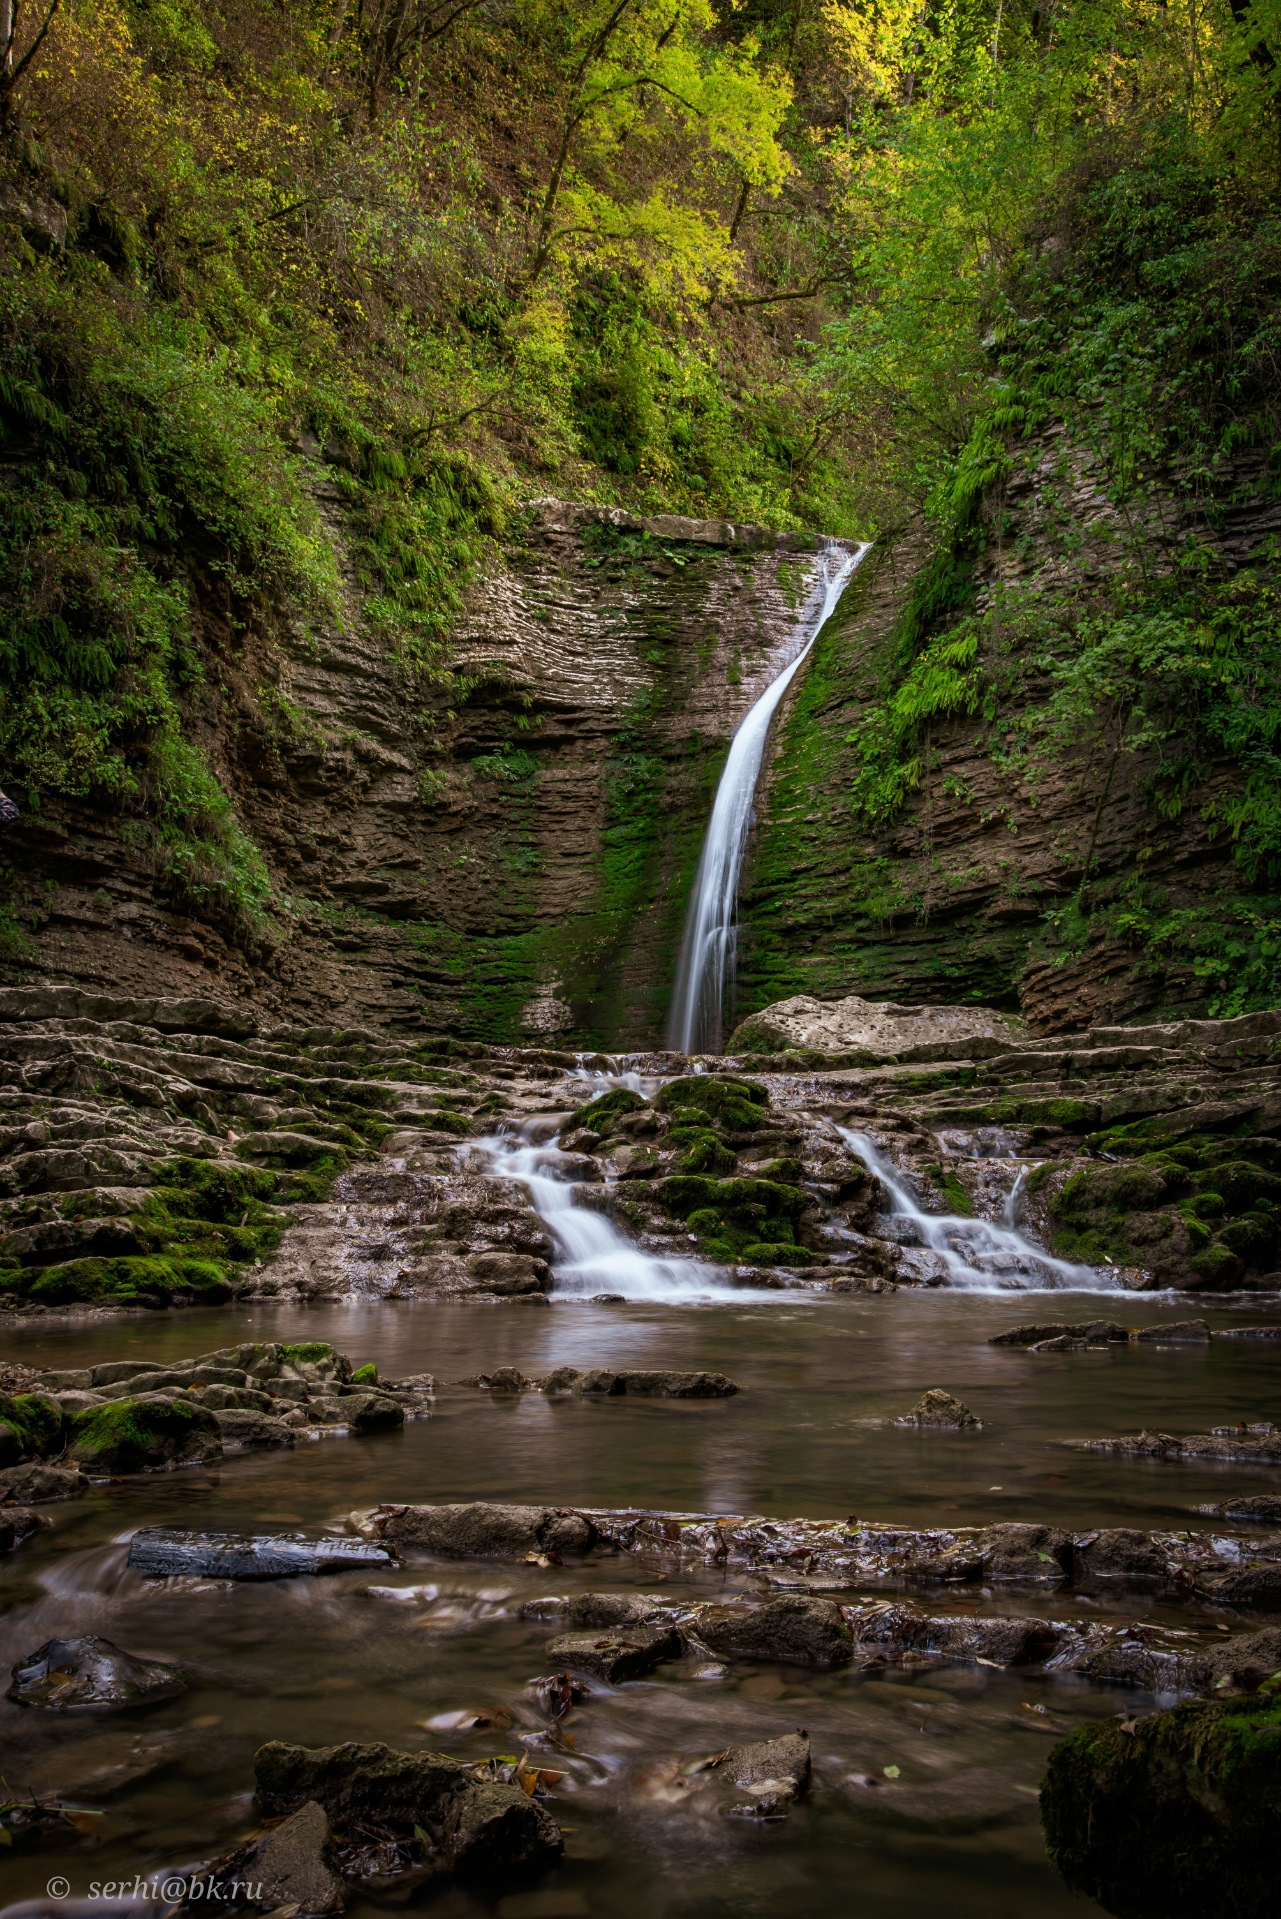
[
  {"x1": 0, "y1": 1506, "x2": 39, "y2": 1554},
  {"x1": 67, "y1": 1396, "x2": 223, "y2": 1473},
  {"x1": 1041, "y1": 1695, "x2": 1281, "y2": 1919},
  {"x1": 546, "y1": 1624, "x2": 681, "y2": 1681},
  {"x1": 8, "y1": 1634, "x2": 186, "y2": 1709},
  {"x1": 189, "y1": 1799, "x2": 345, "y2": 1916},
  {"x1": 696, "y1": 1595, "x2": 852, "y2": 1666},
  {"x1": 373, "y1": 1502, "x2": 597, "y2": 1559},
  {"x1": 128, "y1": 1528, "x2": 395, "y2": 1580},
  {"x1": 896, "y1": 1389, "x2": 982, "y2": 1429},
  {"x1": 254, "y1": 1739, "x2": 562, "y2": 1882},
  {"x1": 0, "y1": 1461, "x2": 89, "y2": 1502}
]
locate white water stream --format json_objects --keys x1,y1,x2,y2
[
  {"x1": 475, "y1": 1122, "x2": 762, "y2": 1301},
  {"x1": 667, "y1": 539, "x2": 872, "y2": 1055},
  {"x1": 838, "y1": 1127, "x2": 1120, "y2": 1293}
]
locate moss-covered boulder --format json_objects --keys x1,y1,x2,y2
[
  {"x1": 654, "y1": 1076, "x2": 769, "y2": 1131},
  {"x1": 560, "y1": 1087, "x2": 648, "y2": 1135},
  {"x1": 67, "y1": 1396, "x2": 222, "y2": 1473},
  {"x1": 0, "y1": 1393, "x2": 63, "y2": 1463},
  {"x1": 659, "y1": 1172, "x2": 808, "y2": 1261},
  {"x1": 1041, "y1": 1694, "x2": 1281, "y2": 1919}
]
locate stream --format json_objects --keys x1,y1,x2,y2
[{"x1": 3, "y1": 1291, "x2": 1280, "y2": 1919}]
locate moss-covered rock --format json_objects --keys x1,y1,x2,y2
[
  {"x1": 1041, "y1": 1694, "x2": 1281, "y2": 1919},
  {"x1": 561, "y1": 1088, "x2": 648, "y2": 1134},
  {"x1": 653, "y1": 1077, "x2": 769, "y2": 1130},
  {"x1": 659, "y1": 1172, "x2": 807, "y2": 1259},
  {"x1": 0, "y1": 1393, "x2": 62, "y2": 1460},
  {"x1": 68, "y1": 1396, "x2": 222, "y2": 1473}
]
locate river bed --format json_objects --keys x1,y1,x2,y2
[{"x1": 3, "y1": 1290, "x2": 1278, "y2": 1919}]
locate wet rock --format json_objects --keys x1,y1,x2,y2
[
  {"x1": 334, "y1": 1391, "x2": 406, "y2": 1432},
  {"x1": 8, "y1": 1634, "x2": 186, "y2": 1709},
  {"x1": 989, "y1": 1320, "x2": 1130, "y2": 1346},
  {"x1": 849, "y1": 1602, "x2": 1066, "y2": 1666},
  {"x1": 720, "y1": 1731, "x2": 812, "y2": 1798},
  {"x1": 696, "y1": 1594, "x2": 852, "y2": 1666},
  {"x1": 464, "y1": 1252, "x2": 551, "y2": 1294},
  {"x1": 253, "y1": 1738, "x2": 562, "y2": 1881},
  {"x1": 1042, "y1": 1695, "x2": 1280, "y2": 1919},
  {"x1": 980, "y1": 1524, "x2": 1073, "y2": 1580},
  {"x1": 727, "y1": 994, "x2": 1023, "y2": 1061},
  {"x1": 896, "y1": 1389, "x2": 981, "y2": 1429},
  {"x1": 1131, "y1": 1318, "x2": 1211, "y2": 1342},
  {"x1": 1216, "y1": 1325, "x2": 1281, "y2": 1339},
  {"x1": 1197, "y1": 1563, "x2": 1281, "y2": 1608},
  {"x1": 210, "y1": 1408, "x2": 298, "y2": 1449},
  {"x1": 0, "y1": 1506, "x2": 39, "y2": 1553},
  {"x1": 568, "y1": 1591, "x2": 667, "y2": 1628},
  {"x1": 578, "y1": 1368, "x2": 739, "y2": 1398},
  {"x1": 374, "y1": 1501, "x2": 598, "y2": 1559},
  {"x1": 190, "y1": 1799, "x2": 345, "y2": 1916},
  {"x1": 1082, "y1": 1426, "x2": 1281, "y2": 1463},
  {"x1": 1195, "y1": 1494, "x2": 1281, "y2": 1524},
  {"x1": 1075, "y1": 1529, "x2": 1170, "y2": 1583},
  {"x1": 2, "y1": 1460, "x2": 87, "y2": 1506},
  {"x1": 538, "y1": 1366, "x2": 584, "y2": 1393},
  {"x1": 385, "y1": 1371, "x2": 437, "y2": 1394},
  {"x1": 128, "y1": 1528, "x2": 395, "y2": 1580},
  {"x1": 1188, "y1": 1626, "x2": 1281, "y2": 1695},
  {"x1": 546, "y1": 1624, "x2": 681, "y2": 1681},
  {"x1": 67, "y1": 1395, "x2": 222, "y2": 1473}
]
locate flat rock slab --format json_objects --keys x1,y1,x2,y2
[
  {"x1": 128, "y1": 1528, "x2": 395, "y2": 1580},
  {"x1": 194, "y1": 1799, "x2": 345, "y2": 1916},
  {"x1": 1216, "y1": 1325, "x2": 1281, "y2": 1338},
  {"x1": 372, "y1": 1502, "x2": 598, "y2": 1559},
  {"x1": 721, "y1": 1731, "x2": 811, "y2": 1796},
  {"x1": 1132, "y1": 1319, "x2": 1211, "y2": 1342},
  {"x1": 1195, "y1": 1494, "x2": 1281, "y2": 1523},
  {"x1": 546, "y1": 1624, "x2": 681, "y2": 1681},
  {"x1": 991, "y1": 1321, "x2": 1129, "y2": 1347},
  {"x1": 696, "y1": 1594, "x2": 853, "y2": 1666},
  {"x1": 729, "y1": 993, "x2": 1024, "y2": 1062},
  {"x1": 575, "y1": 1369, "x2": 739, "y2": 1397},
  {"x1": 8, "y1": 1634, "x2": 186, "y2": 1709}
]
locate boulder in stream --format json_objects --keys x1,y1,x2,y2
[
  {"x1": 8, "y1": 1634, "x2": 186, "y2": 1709},
  {"x1": 0, "y1": 1506, "x2": 39, "y2": 1553},
  {"x1": 546, "y1": 1623, "x2": 682, "y2": 1681},
  {"x1": 896, "y1": 1389, "x2": 982, "y2": 1429},
  {"x1": 1194, "y1": 1494, "x2": 1281, "y2": 1524},
  {"x1": 990, "y1": 1321, "x2": 1130, "y2": 1347},
  {"x1": 67, "y1": 1395, "x2": 222, "y2": 1473},
  {"x1": 253, "y1": 1738, "x2": 562, "y2": 1882},
  {"x1": 573, "y1": 1368, "x2": 740, "y2": 1397},
  {"x1": 128, "y1": 1528, "x2": 395, "y2": 1580},
  {"x1": 980, "y1": 1524, "x2": 1074, "y2": 1580},
  {"x1": 1131, "y1": 1319, "x2": 1211, "y2": 1342},
  {"x1": 696, "y1": 1594, "x2": 853, "y2": 1666},
  {"x1": 374, "y1": 1501, "x2": 598, "y2": 1559},
  {"x1": 1041, "y1": 1694, "x2": 1281, "y2": 1919}
]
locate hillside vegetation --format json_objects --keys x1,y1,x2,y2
[{"x1": 1, "y1": 1, "x2": 1279, "y2": 1026}]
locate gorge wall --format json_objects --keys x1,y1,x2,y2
[{"x1": 0, "y1": 499, "x2": 844, "y2": 1048}]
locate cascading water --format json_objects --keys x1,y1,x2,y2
[
  {"x1": 668, "y1": 539, "x2": 872, "y2": 1055},
  {"x1": 838, "y1": 1127, "x2": 1122, "y2": 1293},
  {"x1": 475, "y1": 1121, "x2": 767, "y2": 1301}
]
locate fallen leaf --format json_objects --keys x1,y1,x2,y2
[
  {"x1": 1021, "y1": 1702, "x2": 1049, "y2": 1717},
  {"x1": 883, "y1": 1764, "x2": 900, "y2": 1779}
]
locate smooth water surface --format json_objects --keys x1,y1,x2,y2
[{"x1": 3, "y1": 1292, "x2": 1278, "y2": 1919}]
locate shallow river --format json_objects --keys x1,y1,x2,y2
[{"x1": 3, "y1": 1290, "x2": 1278, "y2": 1919}]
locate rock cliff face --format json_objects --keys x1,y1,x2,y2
[
  {"x1": 737, "y1": 442, "x2": 1281, "y2": 1035},
  {"x1": 1, "y1": 502, "x2": 845, "y2": 1047}
]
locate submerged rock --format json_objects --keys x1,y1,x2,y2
[
  {"x1": 373, "y1": 1502, "x2": 598, "y2": 1559},
  {"x1": 896, "y1": 1389, "x2": 982, "y2": 1429},
  {"x1": 546, "y1": 1624, "x2": 681, "y2": 1681},
  {"x1": 1195, "y1": 1494, "x2": 1281, "y2": 1524},
  {"x1": 574, "y1": 1368, "x2": 739, "y2": 1398},
  {"x1": 253, "y1": 1738, "x2": 562, "y2": 1882},
  {"x1": 1081, "y1": 1425, "x2": 1281, "y2": 1463},
  {"x1": 719, "y1": 1730, "x2": 812, "y2": 1817},
  {"x1": 1042, "y1": 1695, "x2": 1281, "y2": 1919},
  {"x1": 1131, "y1": 1319, "x2": 1211, "y2": 1342},
  {"x1": 128, "y1": 1528, "x2": 395, "y2": 1580},
  {"x1": 981, "y1": 1525, "x2": 1073, "y2": 1580},
  {"x1": 696, "y1": 1594, "x2": 852, "y2": 1666},
  {"x1": 8, "y1": 1634, "x2": 186, "y2": 1709}
]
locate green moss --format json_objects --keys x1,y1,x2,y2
[
  {"x1": 924, "y1": 1162, "x2": 973, "y2": 1216},
  {"x1": 19, "y1": 1254, "x2": 233, "y2": 1308},
  {"x1": 1042, "y1": 1696, "x2": 1281, "y2": 1919},
  {"x1": 653, "y1": 1077, "x2": 769, "y2": 1129},
  {"x1": 740, "y1": 1241, "x2": 817, "y2": 1266},
  {"x1": 281, "y1": 1343, "x2": 336, "y2": 1366},
  {"x1": 566, "y1": 1088, "x2": 648, "y2": 1131},
  {"x1": 672, "y1": 1128, "x2": 736, "y2": 1174},
  {"x1": 0, "y1": 1392, "x2": 62, "y2": 1459},
  {"x1": 1188, "y1": 1243, "x2": 1243, "y2": 1287},
  {"x1": 660, "y1": 1172, "x2": 806, "y2": 1257},
  {"x1": 68, "y1": 1396, "x2": 213, "y2": 1473},
  {"x1": 351, "y1": 1362, "x2": 378, "y2": 1385}
]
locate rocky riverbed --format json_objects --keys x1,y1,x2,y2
[{"x1": 4, "y1": 989, "x2": 1281, "y2": 1916}]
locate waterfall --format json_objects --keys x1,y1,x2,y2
[
  {"x1": 667, "y1": 539, "x2": 871, "y2": 1055},
  {"x1": 475, "y1": 1123, "x2": 767, "y2": 1301},
  {"x1": 838, "y1": 1128, "x2": 1121, "y2": 1293}
]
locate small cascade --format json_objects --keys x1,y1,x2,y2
[
  {"x1": 668, "y1": 539, "x2": 871, "y2": 1055},
  {"x1": 838, "y1": 1127, "x2": 1121, "y2": 1293},
  {"x1": 476, "y1": 1122, "x2": 756, "y2": 1301}
]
